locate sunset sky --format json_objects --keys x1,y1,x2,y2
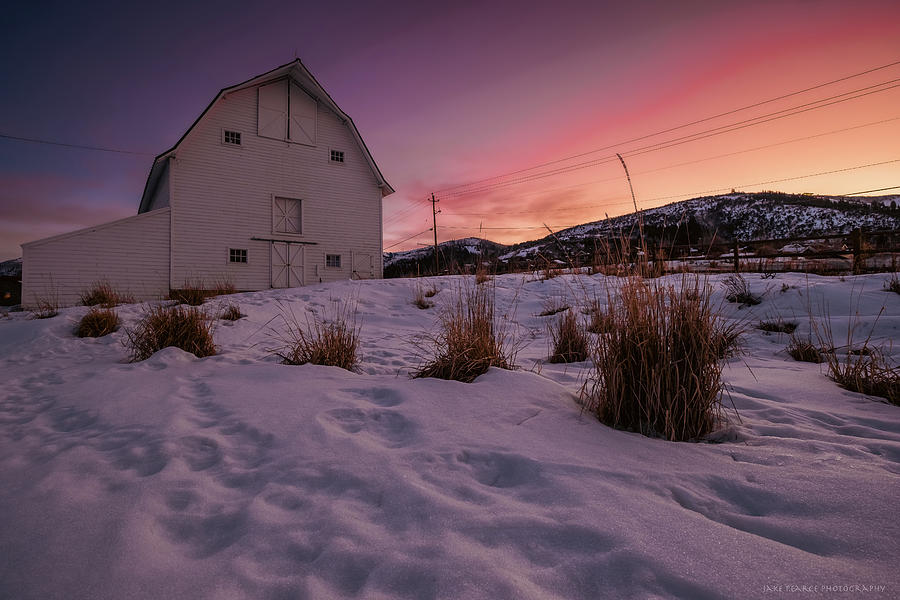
[{"x1": 1, "y1": 0, "x2": 898, "y2": 260}]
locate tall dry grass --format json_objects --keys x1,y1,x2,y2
[
  {"x1": 548, "y1": 309, "x2": 589, "y2": 363},
  {"x1": 413, "y1": 280, "x2": 516, "y2": 382},
  {"x1": 125, "y1": 305, "x2": 216, "y2": 361},
  {"x1": 75, "y1": 306, "x2": 119, "y2": 337},
  {"x1": 272, "y1": 300, "x2": 361, "y2": 372},
  {"x1": 80, "y1": 282, "x2": 134, "y2": 307},
  {"x1": 584, "y1": 276, "x2": 736, "y2": 441},
  {"x1": 811, "y1": 307, "x2": 898, "y2": 405}
]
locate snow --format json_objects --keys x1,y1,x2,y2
[{"x1": 1, "y1": 273, "x2": 898, "y2": 599}]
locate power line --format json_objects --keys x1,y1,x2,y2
[
  {"x1": 433, "y1": 58, "x2": 900, "y2": 195},
  {"x1": 439, "y1": 159, "x2": 900, "y2": 233},
  {"x1": 384, "y1": 227, "x2": 433, "y2": 250},
  {"x1": 0, "y1": 133, "x2": 154, "y2": 156},
  {"x1": 843, "y1": 185, "x2": 900, "y2": 196},
  {"x1": 435, "y1": 79, "x2": 900, "y2": 200},
  {"x1": 441, "y1": 116, "x2": 900, "y2": 216}
]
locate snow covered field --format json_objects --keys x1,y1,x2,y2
[{"x1": 1, "y1": 273, "x2": 898, "y2": 599}]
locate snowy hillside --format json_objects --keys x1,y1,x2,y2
[
  {"x1": 1, "y1": 273, "x2": 899, "y2": 599},
  {"x1": 387, "y1": 193, "x2": 900, "y2": 273}
]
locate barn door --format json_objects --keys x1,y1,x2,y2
[
  {"x1": 272, "y1": 243, "x2": 304, "y2": 288},
  {"x1": 352, "y1": 252, "x2": 374, "y2": 279}
]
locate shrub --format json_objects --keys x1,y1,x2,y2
[
  {"x1": 219, "y1": 302, "x2": 243, "y2": 321},
  {"x1": 757, "y1": 319, "x2": 798, "y2": 334},
  {"x1": 75, "y1": 307, "x2": 119, "y2": 337},
  {"x1": 786, "y1": 334, "x2": 823, "y2": 363},
  {"x1": 722, "y1": 274, "x2": 761, "y2": 306},
  {"x1": 584, "y1": 276, "x2": 734, "y2": 441},
  {"x1": 80, "y1": 282, "x2": 134, "y2": 307},
  {"x1": 273, "y1": 300, "x2": 360, "y2": 371},
  {"x1": 413, "y1": 281, "x2": 516, "y2": 382},
  {"x1": 548, "y1": 310, "x2": 589, "y2": 363},
  {"x1": 125, "y1": 305, "x2": 216, "y2": 361}
]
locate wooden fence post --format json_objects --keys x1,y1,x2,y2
[{"x1": 851, "y1": 228, "x2": 864, "y2": 274}]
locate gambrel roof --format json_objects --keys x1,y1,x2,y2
[{"x1": 139, "y1": 59, "x2": 394, "y2": 213}]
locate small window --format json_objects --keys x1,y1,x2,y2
[
  {"x1": 330, "y1": 150, "x2": 344, "y2": 163},
  {"x1": 325, "y1": 254, "x2": 342, "y2": 268},
  {"x1": 229, "y1": 248, "x2": 247, "y2": 263},
  {"x1": 223, "y1": 130, "x2": 242, "y2": 145}
]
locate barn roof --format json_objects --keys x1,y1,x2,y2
[{"x1": 139, "y1": 59, "x2": 394, "y2": 213}]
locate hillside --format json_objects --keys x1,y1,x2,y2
[{"x1": 385, "y1": 192, "x2": 900, "y2": 276}]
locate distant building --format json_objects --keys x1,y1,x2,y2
[{"x1": 22, "y1": 59, "x2": 394, "y2": 307}]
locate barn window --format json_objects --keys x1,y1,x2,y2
[
  {"x1": 258, "y1": 79, "x2": 317, "y2": 146},
  {"x1": 273, "y1": 197, "x2": 302, "y2": 234},
  {"x1": 223, "y1": 130, "x2": 242, "y2": 145},
  {"x1": 330, "y1": 150, "x2": 344, "y2": 163},
  {"x1": 229, "y1": 248, "x2": 247, "y2": 263},
  {"x1": 325, "y1": 254, "x2": 342, "y2": 268}
]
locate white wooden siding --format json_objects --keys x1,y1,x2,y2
[
  {"x1": 21, "y1": 208, "x2": 171, "y2": 307},
  {"x1": 170, "y1": 83, "x2": 383, "y2": 289}
]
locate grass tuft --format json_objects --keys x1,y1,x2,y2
[
  {"x1": 169, "y1": 279, "x2": 237, "y2": 306},
  {"x1": 31, "y1": 293, "x2": 59, "y2": 319},
  {"x1": 413, "y1": 281, "x2": 516, "y2": 383},
  {"x1": 219, "y1": 302, "x2": 243, "y2": 321},
  {"x1": 538, "y1": 296, "x2": 570, "y2": 317},
  {"x1": 80, "y1": 282, "x2": 134, "y2": 307},
  {"x1": 757, "y1": 319, "x2": 798, "y2": 334},
  {"x1": 786, "y1": 334, "x2": 823, "y2": 363},
  {"x1": 722, "y1": 274, "x2": 761, "y2": 306},
  {"x1": 584, "y1": 276, "x2": 735, "y2": 441},
  {"x1": 884, "y1": 273, "x2": 900, "y2": 295},
  {"x1": 75, "y1": 306, "x2": 119, "y2": 337},
  {"x1": 413, "y1": 283, "x2": 434, "y2": 309},
  {"x1": 125, "y1": 305, "x2": 216, "y2": 361},
  {"x1": 548, "y1": 310, "x2": 589, "y2": 363},
  {"x1": 272, "y1": 300, "x2": 361, "y2": 371}
]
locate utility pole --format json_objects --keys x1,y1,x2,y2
[{"x1": 431, "y1": 193, "x2": 440, "y2": 275}]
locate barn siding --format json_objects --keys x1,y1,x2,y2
[
  {"x1": 169, "y1": 84, "x2": 383, "y2": 290},
  {"x1": 21, "y1": 208, "x2": 171, "y2": 307}
]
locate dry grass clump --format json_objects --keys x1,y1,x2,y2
[
  {"x1": 424, "y1": 286, "x2": 439, "y2": 298},
  {"x1": 125, "y1": 305, "x2": 215, "y2": 361},
  {"x1": 722, "y1": 274, "x2": 761, "y2": 306},
  {"x1": 413, "y1": 281, "x2": 516, "y2": 383},
  {"x1": 548, "y1": 310, "x2": 589, "y2": 363},
  {"x1": 584, "y1": 276, "x2": 734, "y2": 441},
  {"x1": 475, "y1": 263, "x2": 491, "y2": 285},
  {"x1": 757, "y1": 319, "x2": 798, "y2": 334},
  {"x1": 812, "y1": 308, "x2": 898, "y2": 405},
  {"x1": 219, "y1": 302, "x2": 243, "y2": 321},
  {"x1": 413, "y1": 283, "x2": 434, "y2": 309},
  {"x1": 75, "y1": 307, "x2": 119, "y2": 337},
  {"x1": 786, "y1": 334, "x2": 823, "y2": 363},
  {"x1": 32, "y1": 296, "x2": 59, "y2": 319},
  {"x1": 824, "y1": 346, "x2": 898, "y2": 405},
  {"x1": 885, "y1": 273, "x2": 900, "y2": 295},
  {"x1": 539, "y1": 296, "x2": 570, "y2": 317},
  {"x1": 169, "y1": 279, "x2": 237, "y2": 306},
  {"x1": 272, "y1": 301, "x2": 360, "y2": 372},
  {"x1": 80, "y1": 282, "x2": 134, "y2": 307}
]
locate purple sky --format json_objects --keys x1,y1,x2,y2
[{"x1": 2, "y1": 0, "x2": 899, "y2": 260}]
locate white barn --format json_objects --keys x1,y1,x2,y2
[{"x1": 22, "y1": 59, "x2": 394, "y2": 307}]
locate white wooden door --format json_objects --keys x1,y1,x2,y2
[
  {"x1": 272, "y1": 243, "x2": 304, "y2": 288},
  {"x1": 352, "y1": 252, "x2": 374, "y2": 279}
]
